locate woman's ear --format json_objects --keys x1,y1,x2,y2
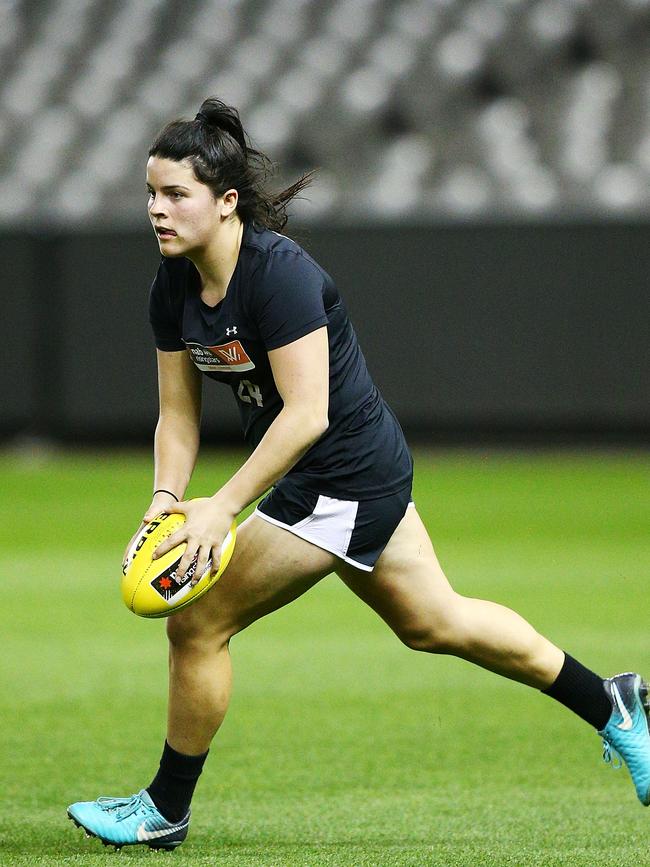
[{"x1": 220, "y1": 188, "x2": 239, "y2": 218}]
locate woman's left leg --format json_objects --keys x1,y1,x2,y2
[
  {"x1": 336, "y1": 505, "x2": 564, "y2": 688},
  {"x1": 336, "y1": 505, "x2": 650, "y2": 806}
]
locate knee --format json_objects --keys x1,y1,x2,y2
[
  {"x1": 394, "y1": 604, "x2": 464, "y2": 655},
  {"x1": 397, "y1": 623, "x2": 457, "y2": 654},
  {"x1": 165, "y1": 608, "x2": 232, "y2": 652}
]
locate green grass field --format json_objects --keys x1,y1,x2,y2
[{"x1": 2, "y1": 448, "x2": 649, "y2": 866}]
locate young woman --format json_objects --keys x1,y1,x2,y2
[{"x1": 68, "y1": 99, "x2": 650, "y2": 850}]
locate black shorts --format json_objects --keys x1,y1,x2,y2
[{"x1": 255, "y1": 477, "x2": 413, "y2": 571}]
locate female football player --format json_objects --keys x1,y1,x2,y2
[{"x1": 68, "y1": 99, "x2": 650, "y2": 850}]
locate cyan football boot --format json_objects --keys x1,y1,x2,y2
[
  {"x1": 67, "y1": 788, "x2": 189, "y2": 850},
  {"x1": 599, "y1": 672, "x2": 650, "y2": 805}
]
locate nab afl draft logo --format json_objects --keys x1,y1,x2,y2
[
  {"x1": 185, "y1": 336, "x2": 254, "y2": 373},
  {"x1": 151, "y1": 555, "x2": 204, "y2": 601}
]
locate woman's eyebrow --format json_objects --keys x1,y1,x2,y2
[{"x1": 146, "y1": 183, "x2": 191, "y2": 191}]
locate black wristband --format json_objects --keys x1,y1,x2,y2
[{"x1": 153, "y1": 488, "x2": 179, "y2": 502}]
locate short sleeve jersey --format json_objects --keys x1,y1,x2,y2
[{"x1": 149, "y1": 222, "x2": 412, "y2": 499}]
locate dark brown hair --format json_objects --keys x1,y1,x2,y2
[{"x1": 148, "y1": 98, "x2": 313, "y2": 231}]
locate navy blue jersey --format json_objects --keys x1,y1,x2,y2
[{"x1": 149, "y1": 222, "x2": 412, "y2": 499}]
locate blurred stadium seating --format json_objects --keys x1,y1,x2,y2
[{"x1": 2, "y1": 0, "x2": 650, "y2": 227}]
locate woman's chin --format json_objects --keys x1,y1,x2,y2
[{"x1": 157, "y1": 237, "x2": 185, "y2": 257}]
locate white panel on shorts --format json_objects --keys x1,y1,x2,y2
[
  {"x1": 254, "y1": 494, "x2": 367, "y2": 569},
  {"x1": 294, "y1": 494, "x2": 358, "y2": 552}
]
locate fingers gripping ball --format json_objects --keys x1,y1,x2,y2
[{"x1": 121, "y1": 513, "x2": 236, "y2": 618}]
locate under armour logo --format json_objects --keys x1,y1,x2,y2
[{"x1": 226, "y1": 326, "x2": 238, "y2": 336}]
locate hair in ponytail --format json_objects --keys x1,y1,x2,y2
[{"x1": 148, "y1": 98, "x2": 313, "y2": 231}]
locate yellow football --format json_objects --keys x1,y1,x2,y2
[{"x1": 121, "y1": 512, "x2": 236, "y2": 618}]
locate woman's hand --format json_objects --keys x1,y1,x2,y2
[
  {"x1": 152, "y1": 496, "x2": 237, "y2": 585},
  {"x1": 122, "y1": 491, "x2": 180, "y2": 566}
]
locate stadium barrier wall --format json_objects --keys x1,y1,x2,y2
[{"x1": 3, "y1": 223, "x2": 649, "y2": 444}]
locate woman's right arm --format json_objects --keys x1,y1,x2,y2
[
  {"x1": 149, "y1": 348, "x2": 202, "y2": 514},
  {"x1": 124, "y1": 350, "x2": 202, "y2": 558}
]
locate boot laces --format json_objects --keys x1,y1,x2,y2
[
  {"x1": 96, "y1": 793, "x2": 152, "y2": 821},
  {"x1": 602, "y1": 738, "x2": 623, "y2": 770}
]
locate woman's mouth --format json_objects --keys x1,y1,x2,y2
[{"x1": 155, "y1": 227, "x2": 177, "y2": 239}]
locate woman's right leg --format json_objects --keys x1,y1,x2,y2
[
  {"x1": 67, "y1": 514, "x2": 339, "y2": 848},
  {"x1": 165, "y1": 511, "x2": 339, "y2": 755}
]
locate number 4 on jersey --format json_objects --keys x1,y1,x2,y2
[{"x1": 237, "y1": 379, "x2": 263, "y2": 407}]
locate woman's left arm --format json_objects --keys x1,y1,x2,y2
[{"x1": 155, "y1": 326, "x2": 330, "y2": 579}]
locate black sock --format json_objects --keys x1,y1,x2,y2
[
  {"x1": 542, "y1": 652, "x2": 612, "y2": 730},
  {"x1": 147, "y1": 741, "x2": 209, "y2": 823}
]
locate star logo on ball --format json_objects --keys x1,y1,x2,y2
[{"x1": 159, "y1": 577, "x2": 172, "y2": 590}]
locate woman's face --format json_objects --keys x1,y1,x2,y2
[{"x1": 146, "y1": 156, "x2": 227, "y2": 257}]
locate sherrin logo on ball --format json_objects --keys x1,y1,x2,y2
[{"x1": 121, "y1": 512, "x2": 236, "y2": 618}]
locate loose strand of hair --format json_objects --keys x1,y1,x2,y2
[{"x1": 268, "y1": 170, "x2": 317, "y2": 231}]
